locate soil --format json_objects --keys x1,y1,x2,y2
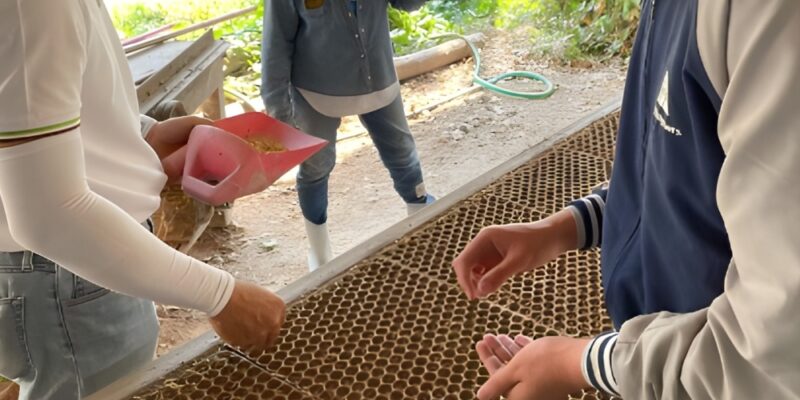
[{"x1": 156, "y1": 30, "x2": 627, "y2": 356}]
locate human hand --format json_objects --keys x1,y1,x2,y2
[
  {"x1": 146, "y1": 116, "x2": 213, "y2": 184},
  {"x1": 476, "y1": 335, "x2": 591, "y2": 400},
  {"x1": 476, "y1": 333, "x2": 532, "y2": 364},
  {"x1": 0, "y1": 381, "x2": 19, "y2": 400},
  {"x1": 209, "y1": 280, "x2": 286, "y2": 352},
  {"x1": 452, "y1": 209, "x2": 577, "y2": 299}
]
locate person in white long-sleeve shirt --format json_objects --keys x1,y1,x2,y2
[{"x1": 0, "y1": 2, "x2": 285, "y2": 399}]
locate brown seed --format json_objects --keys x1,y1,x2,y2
[{"x1": 246, "y1": 136, "x2": 286, "y2": 153}]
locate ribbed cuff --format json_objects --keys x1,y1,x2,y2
[
  {"x1": 567, "y1": 193, "x2": 606, "y2": 249},
  {"x1": 206, "y1": 270, "x2": 236, "y2": 317},
  {"x1": 581, "y1": 331, "x2": 621, "y2": 397}
]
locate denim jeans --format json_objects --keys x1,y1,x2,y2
[
  {"x1": 0, "y1": 222, "x2": 159, "y2": 399},
  {"x1": 292, "y1": 87, "x2": 428, "y2": 225}
]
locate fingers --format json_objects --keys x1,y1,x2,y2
[
  {"x1": 238, "y1": 323, "x2": 280, "y2": 353},
  {"x1": 483, "y1": 334, "x2": 514, "y2": 363},
  {"x1": 476, "y1": 340, "x2": 504, "y2": 375},
  {"x1": 263, "y1": 328, "x2": 280, "y2": 349},
  {"x1": 158, "y1": 116, "x2": 213, "y2": 144},
  {"x1": 470, "y1": 264, "x2": 487, "y2": 292},
  {"x1": 267, "y1": 309, "x2": 286, "y2": 348},
  {"x1": 453, "y1": 258, "x2": 477, "y2": 299},
  {"x1": 239, "y1": 322, "x2": 280, "y2": 353},
  {"x1": 497, "y1": 334, "x2": 523, "y2": 356},
  {"x1": 210, "y1": 281, "x2": 285, "y2": 354},
  {"x1": 476, "y1": 252, "x2": 521, "y2": 297},
  {"x1": 244, "y1": 345, "x2": 260, "y2": 355},
  {"x1": 514, "y1": 335, "x2": 533, "y2": 347},
  {"x1": 264, "y1": 295, "x2": 286, "y2": 349},
  {"x1": 0, "y1": 381, "x2": 19, "y2": 400},
  {"x1": 160, "y1": 145, "x2": 188, "y2": 184},
  {"x1": 452, "y1": 228, "x2": 503, "y2": 299},
  {"x1": 480, "y1": 333, "x2": 525, "y2": 369},
  {"x1": 476, "y1": 363, "x2": 518, "y2": 400}
]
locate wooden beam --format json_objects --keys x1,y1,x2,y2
[{"x1": 394, "y1": 33, "x2": 485, "y2": 81}]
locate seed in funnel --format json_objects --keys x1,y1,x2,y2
[{"x1": 246, "y1": 137, "x2": 286, "y2": 153}]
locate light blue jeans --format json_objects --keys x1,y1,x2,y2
[
  {"x1": 292, "y1": 88, "x2": 429, "y2": 225},
  {"x1": 0, "y1": 223, "x2": 159, "y2": 399}
]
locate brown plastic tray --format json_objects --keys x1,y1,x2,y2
[{"x1": 129, "y1": 110, "x2": 620, "y2": 400}]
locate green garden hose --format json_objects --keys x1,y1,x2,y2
[{"x1": 434, "y1": 33, "x2": 556, "y2": 100}]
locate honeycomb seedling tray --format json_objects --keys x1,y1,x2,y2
[{"x1": 124, "y1": 106, "x2": 621, "y2": 400}]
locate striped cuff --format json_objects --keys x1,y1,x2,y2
[
  {"x1": 581, "y1": 331, "x2": 621, "y2": 397},
  {"x1": 567, "y1": 192, "x2": 606, "y2": 249},
  {"x1": 0, "y1": 117, "x2": 81, "y2": 139}
]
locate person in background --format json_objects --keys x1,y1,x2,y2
[
  {"x1": 0, "y1": 2, "x2": 285, "y2": 399},
  {"x1": 453, "y1": 1, "x2": 799, "y2": 399},
  {"x1": 263, "y1": 0, "x2": 436, "y2": 271}
]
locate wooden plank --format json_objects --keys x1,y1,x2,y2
[
  {"x1": 167, "y1": 55, "x2": 227, "y2": 117},
  {"x1": 394, "y1": 33, "x2": 485, "y2": 81},
  {"x1": 137, "y1": 31, "x2": 229, "y2": 116},
  {"x1": 128, "y1": 42, "x2": 192, "y2": 85},
  {"x1": 136, "y1": 30, "x2": 217, "y2": 111},
  {"x1": 200, "y1": 87, "x2": 226, "y2": 120}
]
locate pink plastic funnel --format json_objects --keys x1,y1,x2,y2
[{"x1": 182, "y1": 112, "x2": 327, "y2": 206}]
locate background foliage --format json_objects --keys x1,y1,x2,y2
[
  {"x1": 111, "y1": 0, "x2": 263, "y2": 97},
  {"x1": 385, "y1": 0, "x2": 639, "y2": 59},
  {"x1": 108, "y1": 0, "x2": 639, "y2": 98}
]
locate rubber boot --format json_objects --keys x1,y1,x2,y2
[
  {"x1": 406, "y1": 194, "x2": 436, "y2": 216},
  {"x1": 305, "y1": 219, "x2": 333, "y2": 272}
]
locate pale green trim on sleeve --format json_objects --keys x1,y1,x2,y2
[{"x1": 0, "y1": 117, "x2": 81, "y2": 139}]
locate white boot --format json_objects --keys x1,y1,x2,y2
[
  {"x1": 406, "y1": 194, "x2": 436, "y2": 216},
  {"x1": 305, "y1": 219, "x2": 332, "y2": 272}
]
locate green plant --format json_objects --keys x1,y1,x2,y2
[
  {"x1": 392, "y1": 0, "x2": 639, "y2": 61},
  {"x1": 110, "y1": 1, "x2": 168, "y2": 37},
  {"x1": 388, "y1": 5, "x2": 459, "y2": 55},
  {"x1": 109, "y1": 0, "x2": 637, "y2": 103},
  {"x1": 424, "y1": 0, "x2": 497, "y2": 27},
  {"x1": 492, "y1": 0, "x2": 541, "y2": 28},
  {"x1": 531, "y1": 0, "x2": 640, "y2": 61},
  {"x1": 110, "y1": 0, "x2": 263, "y2": 97},
  {"x1": 388, "y1": 0, "x2": 505, "y2": 55}
]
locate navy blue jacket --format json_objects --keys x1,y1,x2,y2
[
  {"x1": 570, "y1": 0, "x2": 732, "y2": 329},
  {"x1": 574, "y1": 1, "x2": 800, "y2": 397}
]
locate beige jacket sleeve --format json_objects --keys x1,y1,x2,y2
[{"x1": 611, "y1": 1, "x2": 800, "y2": 398}]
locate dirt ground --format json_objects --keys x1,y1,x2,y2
[{"x1": 156, "y1": 30, "x2": 627, "y2": 356}]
